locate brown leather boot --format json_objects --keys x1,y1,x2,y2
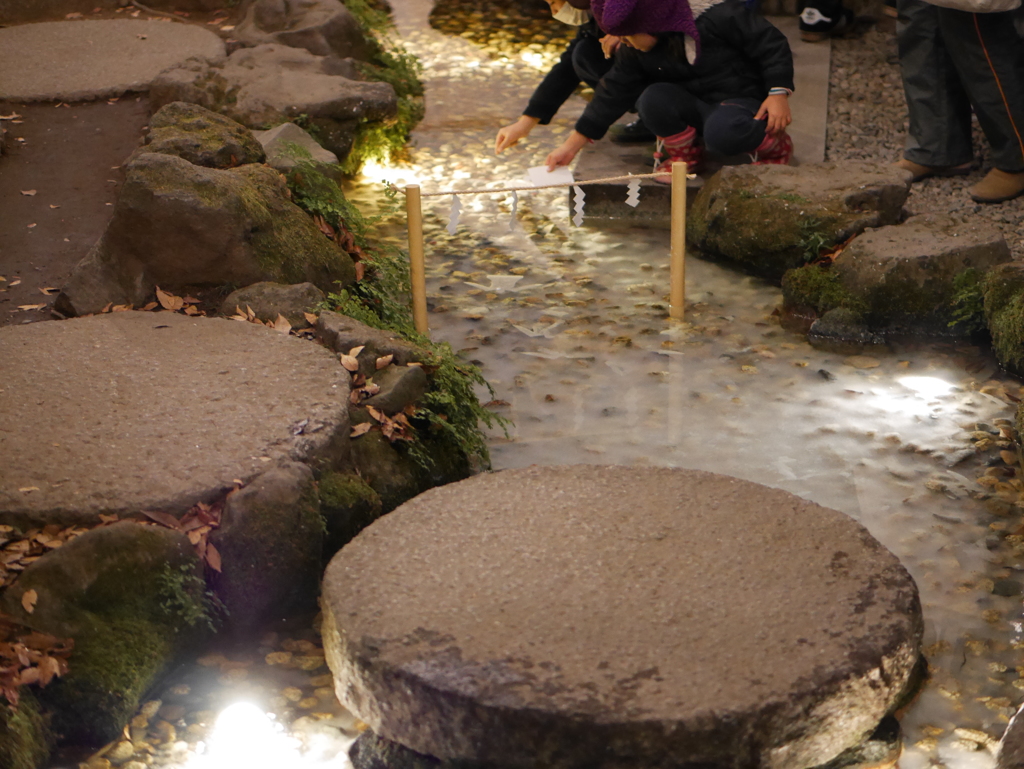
[
  {"x1": 893, "y1": 158, "x2": 972, "y2": 183},
  {"x1": 969, "y1": 168, "x2": 1024, "y2": 203}
]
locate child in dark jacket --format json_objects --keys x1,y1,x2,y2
[{"x1": 544, "y1": 0, "x2": 796, "y2": 178}]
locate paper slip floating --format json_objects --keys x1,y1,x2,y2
[
  {"x1": 527, "y1": 166, "x2": 574, "y2": 187},
  {"x1": 464, "y1": 275, "x2": 526, "y2": 293},
  {"x1": 512, "y1": 321, "x2": 563, "y2": 339}
]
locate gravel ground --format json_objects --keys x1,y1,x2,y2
[{"x1": 826, "y1": 23, "x2": 1024, "y2": 256}]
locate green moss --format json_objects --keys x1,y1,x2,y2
[
  {"x1": 781, "y1": 264, "x2": 867, "y2": 318},
  {"x1": 319, "y1": 472, "x2": 383, "y2": 553},
  {"x1": 156, "y1": 563, "x2": 220, "y2": 633},
  {"x1": 948, "y1": 269, "x2": 986, "y2": 334},
  {"x1": 0, "y1": 693, "x2": 51, "y2": 769},
  {"x1": 984, "y1": 267, "x2": 1024, "y2": 376}
]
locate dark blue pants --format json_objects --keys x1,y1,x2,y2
[{"x1": 636, "y1": 83, "x2": 766, "y2": 155}]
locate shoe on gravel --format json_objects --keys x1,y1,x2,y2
[
  {"x1": 749, "y1": 129, "x2": 793, "y2": 165},
  {"x1": 894, "y1": 158, "x2": 973, "y2": 183},
  {"x1": 799, "y1": 5, "x2": 855, "y2": 41},
  {"x1": 969, "y1": 168, "x2": 1024, "y2": 203},
  {"x1": 609, "y1": 120, "x2": 656, "y2": 144}
]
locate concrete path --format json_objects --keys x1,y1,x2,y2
[
  {"x1": 0, "y1": 312, "x2": 349, "y2": 526},
  {"x1": 323, "y1": 464, "x2": 922, "y2": 769},
  {"x1": 0, "y1": 20, "x2": 224, "y2": 102}
]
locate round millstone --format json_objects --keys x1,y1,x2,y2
[
  {"x1": 0, "y1": 313, "x2": 349, "y2": 525},
  {"x1": 322, "y1": 465, "x2": 922, "y2": 769}
]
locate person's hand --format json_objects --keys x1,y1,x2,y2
[
  {"x1": 755, "y1": 93, "x2": 792, "y2": 135},
  {"x1": 545, "y1": 131, "x2": 591, "y2": 171},
  {"x1": 495, "y1": 115, "x2": 540, "y2": 154},
  {"x1": 600, "y1": 35, "x2": 621, "y2": 58}
]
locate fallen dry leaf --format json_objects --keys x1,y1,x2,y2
[
  {"x1": 9, "y1": 279, "x2": 21, "y2": 287},
  {"x1": 16, "y1": 304, "x2": 46, "y2": 311},
  {"x1": 273, "y1": 314, "x2": 292, "y2": 334},
  {"x1": 340, "y1": 354, "x2": 359, "y2": 372},
  {"x1": 348, "y1": 345, "x2": 365, "y2": 357},
  {"x1": 1001, "y1": 450, "x2": 1018, "y2": 466},
  {"x1": 21, "y1": 590, "x2": 37, "y2": 614},
  {"x1": 49, "y1": 204, "x2": 60, "y2": 209},
  {"x1": 350, "y1": 423, "x2": 372, "y2": 437},
  {"x1": 17, "y1": 487, "x2": 39, "y2": 493},
  {"x1": 142, "y1": 302, "x2": 158, "y2": 311},
  {"x1": 844, "y1": 355, "x2": 880, "y2": 369},
  {"x1": 20, "y1": 190, "x2": 36, "y2": 196},
  {"x1": 98, "y1": 514, "x2": 118, "y2": 523},
  {"x1": 38, "y1": 287, "x2": 59, "y2": 296},
  {"x1": 155, "y1": 287, "x2": 184, "y2": 312},
  {"x1": 376, "y1": 354, "x2": 393, "y2": 370},
  {"x1": 206, "y1": 542, "x2": 222, "y2": 572},
  {"x1": 303, "y1": 312, "x2": 318, "y2": 325}
]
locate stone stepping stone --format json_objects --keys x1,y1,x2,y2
[
  {"x1": 0, "y1": 312, "x2": 349, "y2": 526},
  {"x1": 322, "y1": 464, "x2": 922, "y2": 769},
  {"x1": 0, "y1": 20, "x2": 224, "y2": 102}
]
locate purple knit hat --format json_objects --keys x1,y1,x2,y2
[{"x1": 592, "y1": 0, "x2": 700, "y2": 59}]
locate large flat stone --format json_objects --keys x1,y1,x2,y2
[
  {"x1": 0, "y1": 312, "x2": 350, "y2": 527},
  {"x1": 0, "y1": 20, "x2": 225, "y2": 102},
  {"x1": 322, "y1": 465, "x2": 923, "y2": 769}
]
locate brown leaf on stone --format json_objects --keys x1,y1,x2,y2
[
  {"x1": 350, "y1": 389, "x2": 363, "y2": 405},
  {"x1": 341, "y1": 354, "x2": 359, "y2": 372},
  {"x1": 355, "y1": 262, "x2": 365, "y2": 282},
  {"x1": 314, "y1": 214, "x2": 335, "y2": 238},
  {"x1": 155, "y1": 287, "x2": 183, "y2": 312},
  {"x1": 17, "y1": 666, "x2": 39, "y2": 685},
  {"x1": 142, "y1": 302, "x2": 159, "y2": 311},
  {"x1": 273, "y1": 314, "x2": 292, "y2": 334},
  {"x1": 366, "y1": 406, "x2": 385, "y2": 423},
  {"x1": 37, "y1": 655, "x2": 62, "y2": 686},
  {"x1": 38, "y1": 287, "x2": 59, "y2": 296},
  {"x1": 206, "y1": 542, "x2": 222, "y2": 573},
  {"x1": 20, "y1": 190, "x2": 36, "y2": 196},
  {"x1": 141, "y1": 510, "x2": 181, "y2": 530},
  {"x1": 246, "y1": 305, "x2": 256, "y2": 321},
  {"x1": 20, "y1": 590, "x2": 37, "y2": 615},
  {"x1": 101, "y1": 303, "x2": 113, "y2": 313},
  {"x1": 111, "y1": 304, "x2": 133, "y2": 312},
  {"x1": 375, "y1": 354, "x2": 393, "y2": 370},
  {"x1": 348, "y1": 346, "x2": 365, "y2": 357},
  {"x1": 350, "y1": 423, "x2": 372, "y2": 438},
  {"x1": 183, "y1": 305, "x2": 200, "y2": 316},
  {"x1": 303, "y1": 312, "x2": 318, "y2": 325},
  {"x1": 98, "y1": 514, "x2": 118, "y2": 524}
]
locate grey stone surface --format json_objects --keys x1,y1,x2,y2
[
  {"x1": 832, "y1": 213, "x2": 1012, "y2": 332},
  {"x1": 688, "y1": 162, "x2": 911, "y2": 280},
  {"x1": 316, "y1": 310, "x2": 428, "y2": 375},
  {"x1": 0, "y1": 313, "x2": 350, "y2": 527},
  {"x1": 998, "y1": 703, "x2": 1024, "y2": 768},
  {"x1": 323, "y1": 465, "x2": 922, "y2": 769},
  {"x1": 234, "y1": 0, "x2": 374, "y2": 60},
  {"x1": 808, "y1": 307, "x2": 886, "y2": 351},
  {"x1": 55, "y1": 153, "x2": 355, "y2": 317},
  {"x1": 210, "y1": 461, "x2": 323, "y2": 634},
  {"x1": 254, "y1": 121, "x2": 340, "y2": 174},
  {"x1": 0, "y1": 20, "x2": 225, "y2": 102},
  {"x1": 150, "y1": 44, "x2": 396, "y2": 158},
  {"x1": 143, "y1": 101, "x2": 266, "y2": 169},
  {"x1": 364, "y1": 364, "x2": 428, "y2": 415},
  {"x1": 221, "y1": 281, "x2": 326, "y2": 327}
]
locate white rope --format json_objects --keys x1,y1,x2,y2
[{"x1": 392, "y1": 171, "x2": 691, "y2": 198}]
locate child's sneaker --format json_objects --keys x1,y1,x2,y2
[
  {"x1": 653, "y1": 127, "x2": 703, "y2": 182},
  {"x1": 749, "y1": 130, "x2": 793, "y2": 165},
  {"x1": 799, "y1": 2, "x2": 855, "y2": 41}
]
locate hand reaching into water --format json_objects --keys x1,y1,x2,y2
[{"x1": 495, "y1": 115, "x2": 540, "y2": 154}]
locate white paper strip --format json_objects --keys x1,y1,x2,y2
[
  {"x1": 527, "y1": 165, "x2": 574, "y2": 186},
  {"x1": 447, "y1": 194, "x2": 462, "y2": 235},
  {"x1": 509, "y1": 189, "x2": 519, "y2": 231},
  {"x1": 625, "y1": 177, "x2": 641, "y2": 208},
  {"x1": 572, "y1": 185, "x2": 585, "y2": 227}
]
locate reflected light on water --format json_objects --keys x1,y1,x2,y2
[
  {"x1": 360, "y1": 160, "x2": 422, "y2": 187},
  {"x1": 899, "y1": 375, "x2": 956, "y2": 399},
  {"x1": 187, "y1": 702, "x2": 353, "y2": 769}
]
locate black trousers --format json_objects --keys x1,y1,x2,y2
[
  {"x1": 636, "y1": 84, "x2": 766, "y2": 155},
  {"x1": 571, "y1": 34, "x2": 613, "y2": 88},
  {"x1": 897, "y1": 0, "x2": 1024, "y2": 172}
]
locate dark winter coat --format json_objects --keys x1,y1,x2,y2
[
  {"x1": 524, "y1": 18, "x2": 604, "y2": 124},
  {"x1": 575, "y1": 0, "x2": 794, "y2": 139}
]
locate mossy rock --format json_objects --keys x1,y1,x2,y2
[
  {"x1": 0, "y1": 692, "x2": 51, "y2": 769},
  {"x1": 319, "y1": 471, "x2": 383, "y2": 556},
  {"x1": 349, "y1": 431, "x2": 424, "y2": 514},
  {"x1": 0, "y1": 522, "x2": 210, "y2": 745},
  {"x1": 142, "y1": 101, "x2": 266, "y2": 169},
  {"x1": 688, "y1": 162, "x2": 910, "y2": 281},
  {"x1": 781, "y1": 264, "x2": 867, "y2": 319},
  {"x1": 984, "y1": 263, "x2": 1024, "y2": 378}
]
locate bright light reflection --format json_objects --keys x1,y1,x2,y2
[
  {"x1": 186, "y1": 702, "x2": 353, "y2": 769},
  {"x1": 519, "y1": 51, "x2": 548, "y2": 70},
  {"x1": 359, "y1": 160, "x2": 421, "y2": 187},
  {"x1": 899, "y1": 376, "x2": 955, "y2": 399}
]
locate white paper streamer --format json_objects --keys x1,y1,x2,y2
[
  {"x1": 625, "y1": 178, "x2": 641, "y2": 208},
  {"x1": 572, "y1": 185, "x2": 585, "y2": 227},
  {"x1": 509, "y1": 190, "x2": 519, "y2": 231},
  {"x1": 447, "y1": 194, "x2": 462, "y2": 235}
]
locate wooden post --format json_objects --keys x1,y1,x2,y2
[
  {"x1": 406, "y1": 184, "x2": 429, "y2": 335},
  {"x1": 669, "y1": 163, "x2": 686, "y2": 320}
]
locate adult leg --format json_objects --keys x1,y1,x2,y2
[{"x1": 896, "y1": 0, "x2": 974, "y2": 171}]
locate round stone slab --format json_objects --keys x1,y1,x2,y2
[
  {"x1": 0, "y1": 313, "x2": 348, "y2": 525},
  {"x1": 0, "y1": 20, "x2": 224, "y2": 102},
  {"x1": 322, "y1": 465, "x2": 922, "y2": 769}
]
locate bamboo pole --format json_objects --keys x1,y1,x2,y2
[
  {"x1": 406, "y1": 184, "x2": 429, "y2": 335},
  {"x1": 669, "y1": 163, "x2": 687, "y2": 320}
]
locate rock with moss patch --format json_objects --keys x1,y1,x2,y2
[
  {"x1": 688, "y1": 162, "x2": 910, "y2": 280},
  {"x1": 0, "y1": 693, "x2": 51, "y2": 769},
  {"x1": 807, "y1": 308, "x2": 886, "y2": 351},
  {"x1": 830, "y1": 214, "x2": 1010, "y2": 334},
  {"x1": 209, "y1": 462, "x2": 323, "y2": 634},
  {"x1": 319, "y1": 471, "x2": 383, "y2": 556},
  {"x1": 140, "y1": 101, "x2": 266, "y2": 169},
  {"x1": 151, "y1": 44, "x2": 396, "y2": 159},
  {"x1": 317, "y1": 311, "x2": 428, "y2": 375},
  {"x1": 220, "y1": 281, "x2": 325, "y2": 327},
  {"x1": 234, "y1": 0, "x2": 373, "y2": 60},
  {"x1": 984, "y1": 263, "x2": 1024, "y2": 379},
  {"x1": 364, "y1": 364, "x2": 428, "y2": 416},
  {"x1": 56, "y1": 153, "x2": 355, "y2": 316},
  {"x1": 0, "y1": 522, "x2": 209, "y2": 745},
  {"x1": 349, "y1": 432, "x2": 425, "y2": 514},
  {"x1": 254, "y1": 121, "x2": 340, "y2": 177}
]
